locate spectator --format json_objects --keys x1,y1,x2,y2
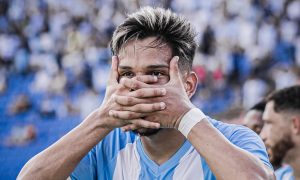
[
  {"x1": 243, "y1": 100, "x2": 266, "y2": 134},
  {"x1": 4, "y1": 124, "x2": 37, "y2": 147},
  {"x1": 0, "y1": 69, "x2": 7, "y2": 93},
  {"x1": 8, "y1": 94, "x2": 32, "y2": 115}
]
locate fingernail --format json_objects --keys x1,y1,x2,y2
[
  {"x1": 161, "y1": 88, "x2": 166, "y2": 95},
  {"x1": 160, "y1": 102, "x2": 166, "y2": 109},
  {"x1": 109, "y1": 110, "x2": 114, "y2": 116},
  {"x1": 175, "y1": 56, "x2": 179, "y2": 62},
  {"x1": 153, "y1": 76, "x2": 158, "y2": 81}
]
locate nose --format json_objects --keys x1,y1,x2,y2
[{"x1": 259, "y1": 126, "x2": 267, "y2": 142}]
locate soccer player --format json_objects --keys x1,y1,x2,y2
[
  {"x1": 18, "y1": 7, "x2": 274, "y2": 180},
  {"x1": 260, "y1": 86, "x2": 300, "y2": 179},
  {"x1": 243, "y1": 100, "x2": 266, "y2": 134},
  {"x1": 243, "y1": 100, "x2": 290, "y2": 172}
]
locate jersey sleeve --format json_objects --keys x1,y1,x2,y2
[
  {"x1": 70, "y1": 128, "x2": 137, "y2": 179},
  {"x1": 70, "y1": 147, "x2": 97, "y2": 180},
  {"x1": 229, "y1": 125, "x2": 273, "y2": 169}
]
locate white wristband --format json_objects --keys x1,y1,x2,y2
[{"x1": 178, "y1": 108, "x2": 206, "y2": 138}]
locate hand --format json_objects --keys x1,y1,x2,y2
[
  {"x1": 112, "y1": 56, "x2": 196, "y2": 131},
  {"x1": 95, "y1": 56, "x2": 167, "y2": 130}
]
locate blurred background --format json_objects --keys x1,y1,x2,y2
[{"x1": 0, "y1": 0, "x2": 299, "y2": 179}]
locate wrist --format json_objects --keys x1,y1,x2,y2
[
  {"x1": 174, "y1": 103, "x2": 196, "y2": 129},
  {"x1": 174, "y1": 107, "x2": 191, "y2": 129},
  {"x1": 177, "y1": 108, "x2": 206, "y2": 138},
  {"x1": 84, "y1": 108, "x2": 113, "y2": 132}
]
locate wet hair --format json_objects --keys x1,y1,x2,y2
[
  {"x1": 110, "y1": 6, "x2": 197, "y2": 72},
  {"x1": 266, "y1": 85, "x2": 300, "y2": 113}
]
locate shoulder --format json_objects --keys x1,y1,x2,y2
[
  {"x1": 208, "y1": 118, "x2": 272, "y2": 169},
  {"x1": 209, "y1": 118, "x2": 263, "y2": 143},
  {"x1": 208, "y1": 118, "x2": 258, "y2": 141},
  {"x1": 275, "y1": 165, "x2": 294, "y2": 180}
]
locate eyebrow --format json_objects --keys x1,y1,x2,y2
[{"x1": 118, "y1": 65, "x2": 169, "y2": 70}]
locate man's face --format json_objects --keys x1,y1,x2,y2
[
  {"x1": 118, "y1": 37, "x2": 174, "y2": 136},
  {"x1": 260, "y1": 101, "x2": 294, "y2": 165},
  {"x1": 243, "y1": 110, "x2": 264, "y2": 134}
]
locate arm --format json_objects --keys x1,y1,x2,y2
[
  {"x1": 187, "y1": 118, "x2": 274, "y2": 180},
  {"x1": 17, "y1": 110, "x2": 111, "y2": 180},
  {"x1": 112, "y1": 56, "x2": 275, "y2": 179},
  {"x1": 18, "y1": 57, "x2": 165, "y2": 180}
]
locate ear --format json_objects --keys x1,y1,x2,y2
[
  {"x1": 291, "y1": 116, "x2": 300, "y2": 135},
  {"x1": 184, "y1": 71, "x2": 198, "y2": 98}
]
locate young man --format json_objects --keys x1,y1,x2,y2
[
  {"x1": 260, "y1": 86, "x2": 300, "y2": 179},
  {"x1": 243, "y1": 100, "x2": 266, "y2": 134},
  {"x1": 243, "y1": 100, "x2": 290, "y2": 172},
  {"x1": 18, "y1": 7, "x2": 274, "y2": 180}
]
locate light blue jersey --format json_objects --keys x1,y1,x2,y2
[
  {"x1": 71, "y1": 118, "x2": 272, "y2": 180},
  {"x1": 275, "y1": 165, "x2": 294, "y2": 180}
]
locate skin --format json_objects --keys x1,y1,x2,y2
[
  {"x1": 244, "y1": 108, "x2": 283, "y2": 169},
  {"x1": 18, "y1": 37, "x2": 274, "y2": 180},
  {"x1": 111, "y1": 37, "x2": 274, "y2": 179},
  {"x1": 260, "y1": 101, "x2": 300, "y2": 179},
  {"x1": 18, "y1": 55, "x2": 166, "y2": 180},
  {"x1": 243, "y1": 110, "x2": 264, "y2": 134}
]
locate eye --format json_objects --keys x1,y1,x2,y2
[
  {"x1": 150, "y1": 71, "x2": 163, "y2": 77},
  {"x1": 120, "y1": 72, "x2": 134, "y2": 78}
]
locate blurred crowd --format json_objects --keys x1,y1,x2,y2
[{"x1": 0, "y1": 0, "x2": 300, "y2": 145}]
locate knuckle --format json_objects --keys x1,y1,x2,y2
[
  {"x1": 127, "y1": 97, "x2": 133, "y2": 105},
  {"x1": 135, "y1": 121, "x2": 143, "y2": 127},
  {"x1": 118, "y1": 106, "x2": 124, "y2": 111},
  {"x1": 115, "y1": 95, "x2": 121, "y2": 103},
  {"x1": 127, "y1": 112, "x2": 134, "y2": 119},
  {"x1": 113, "y1": 112, "x2": 119, "y2": 118},
  {"x1": 152, "y1": 103, "x2": 158, "y2": 110},
  {"x1": 144, "y1": 122, "x2": 151, "y2": 128},
  {"x1": 135, "y1": 90, "x2": 143, "y2": 97},
  {"x1": 134, "y1": 104, "x2": 142, "y2": 111},
  {"x1": 154, "y1": 89, "x2": 160, "y2": 96},
  {"x1": 132, "y1": 82, "x2": 139, "y2": 90}
]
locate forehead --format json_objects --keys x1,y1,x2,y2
[
  {"x1": 118, "y1": 37, "x2": 172, "y2": 67},
  {"x1": 263, "y1": 101, "x2": 282, "y2": 121},
  {"x1": 244, "y1": 110, "x2": 263, "y2": 124}
]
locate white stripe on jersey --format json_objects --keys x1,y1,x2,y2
[
  {"x1": 173, "y1": 147, "x2": 204, "y2": 180},
  {"x1": 113, "y1": 142, "x2": 141, "y2": 180}
]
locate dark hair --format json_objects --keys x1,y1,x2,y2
[
  {"x1": 110, "y1": 7, "x2": 197, "y2": 72},
  {"x1": 250, "y1": 100, "x2": 266, "y2": 112},
  {"x1": 266, "y1": 85, "x2": 300, "y2": 113}
]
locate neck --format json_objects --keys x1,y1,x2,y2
[
  {"x1": 290, "y1": 156, "x2": 300, "y2": 179},
  {"x1": 140, "y1": 129, "x2": 185, "y2": 165},
  {"x1": 285, "y1": 145, "x2": 300, "y2": 179}
]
